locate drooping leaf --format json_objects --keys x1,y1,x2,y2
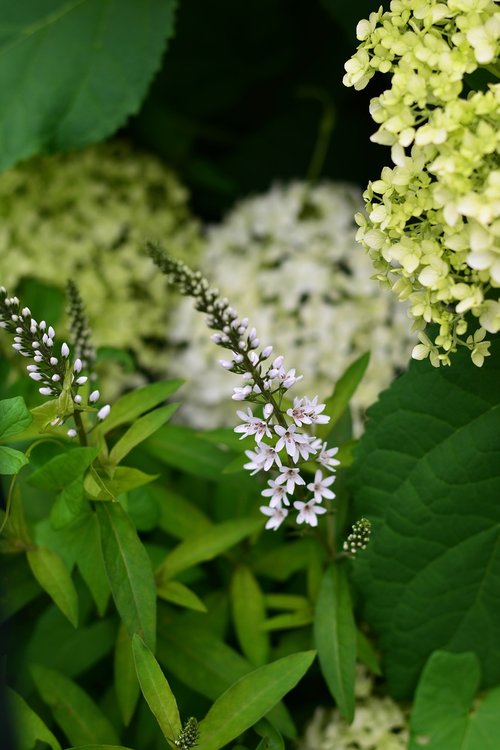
[
  {"x1": 156, "y1": 518, "x2": 263, "y2": 582},
  {"x1": 7, "y1": 687, "x2": 62, "y2": 750},
  {"x1": 230, "y1": 565, "x2": 269, "y2": 666},
  {"x1": 349, "y1": 339, "x2": 500, "y2": 698},
  {"x1": 31, "y1": 665, "x2": 120, "y2": 746},
  {"x1": 96, "y1": 502, "x2": 156, "y2": 650},
  {"x1": 109, "y1": 404, "x2": 179, "y2": 464},
  {"x1": 196, "y1": 651, "x2": 316, "y2": 750},
  {"x1": 86, "y1": 466, "x2": 158, "y2": 500},
  {"x1": 28, "y1": 446, "x2": 99, "y2": 491},
  {"x1": 0, "y1": 396, "x2": 32, "y2": 439},
  {"x1": 0, "y1": 445, "x2": 29, "y2": 474},
  {"x1": 0, "y1": 1, "x2": 178, "y2": 171},
  {"x1": 156, "y1": 580, "x2": 207, "y2": 612},
  {"x1": 115, "y1": 623, "x2": 140, "y2": 727},
  {"x1": 314, "y1": 564, "x2": 356, "y2": 722},
  {"x1": 409, "y1": 650, "x2": 500, "y2": 749},
  {"x1": 100, "y1": 380, "x2": 183, "y2": 434},
  {"x1": 356, "y1": 629, "x2": 382, "y2": 677},
  {"x1": 132, "y1": 634, "x2": 181, "y2": 742},
  {"x1": 27, "y1": 546, "x2": 78, "y2": 627}
]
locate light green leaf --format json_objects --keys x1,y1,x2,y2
[
  {"x1": 100, "y1": 380, "x2": 183, "y2": 434},
  {"x1": 230, "y1": 566, "x2": 269, "y2": 666},
  {"x1": 114, "y1": 623, "x2": 140, "y2": 727},
  {"x1": 27, "y1": 546, "x2": 78, "y2": 627},
  {"x1": 409, "y1": 650, "x2": 500, "y2": 749},
  {"x1": 314, "y1": 565, "x2": 356, "y2": 722},
  {"x1": 144, "y1": 424, "x2": 235, "y2": 480},
  {"x1": 316, "y1": 351, "x2": 370, "y2": 439},
  {"x1": 0, "y1": 445, "x2": 29, "y2": 474},
  {"x1": 7, "y1": 687, "x2": 62, "y2": 750},
  {"x1": 264, "y1": 594, "x2": 311, "y2": 611},
  {"x1": 0, "y1": 0, "x2": 178, "y2": 170},
  {"x1": 262, "y1": 611, "x2": 313, "y2": 631},
  {"x1": 356, "y1": 630, "x2": 381, "y2": 677},
  {"x1": 196, "y1": 651, "x2": 316, "y2": 750},
  {"x1": 109, "y1": 404, "x2": 179, "y2": 464},
  {"x1": 28, "y1": 446, "x2": 99, "y2": 491},
  {"x1": 96, "y1": 502, "x2": 156, "y2": 650},
  {"x1": 0, "y1": 396, "x2": 32, "y2": 439},
  {"x1": 132, "y1": 633, "x2": 181, "y2": 741},
  {"x1": 74, "y1": 514, "x2": 110, "y2": 615},
  {"x1": 252, "y1": 539, "x2": 315, "y2": 581},
  {"x1": 61, "y1": 746, "x2": 134, "y2": 750},
  {"x1": 31, "y1": 664, "x2": 120, "y2": 746},
  {"x1": 95, "y1": 466, "x2": 158, "y2": 499},
  {"x1": 156, "y1": 518, "x2": 263, "y2": 581},
  {"x1": 156, "y1": 580, "x2": 207, "y2": 612},
  {"x1": 50, "y1": 479, "x2": 88, "y2": 529}
]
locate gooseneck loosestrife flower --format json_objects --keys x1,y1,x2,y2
[
  {"x1": 148, "y1": 244, "x2": 341, "y2": 531},
  {"x1": 0, "y1": 286, "x2": 110, "y2": 444}
]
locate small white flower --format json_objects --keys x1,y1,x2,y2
[
  {"x1": 263, "y1": 403, "x2": 274, "y2": 419},
  {"x1": 73, "y1": 358, "x2": 83, "y2": 373},
  {"x1": 61, "y1": 342, "x2": 70, "y2": 358},
  {"x1": 89, "y1": 389, "x2": 100, "y2": 403},
  {"x1": 261, "y1": 479, "x2": 291, "y2": 508},
  {"x1": 39, "y1": 387, "x2": 53, "y2": 396},
  {"x1": 74, "y1": 395, "x2": 83, "y2": 404},
  {"x1": 232, "y1": 385, "x2": 252, "y2": 401},
  {"x1": 275, "y1": 467, "x2": 306, "y2": 494},
  {"x1": 67, "y1": 429, "x2": 77, "y2": 438},
  {"x1": 274, "y1": 423, "x2": 310, "y2": 462},
  {"x1": 317, "y1": 442, "x2": 341, "y2": 471},
  {"x1": 307, "y1": 470, "x2": 336, "y2": 502},
  {"x1": 234, "y1": 408, "x2": 272, "y2": 442},
  {"x1": 75, "y1": 375, "x2": 88, "y2": 385},
  {"x1": 294, "y1": 499, "x2": 327, "y2": 527},
  {"x1": 244, "y1": 443, "x2": 282, "y2": 474},
  {"x1": 29, "y1": 372, "x2": 43, "y2": 381},
  {"x1": 97, "y1": 404, "x2": 111, "y2": 420},
  {"x1": 260, "y1": 505, "x2": 288, "y2": 531}
]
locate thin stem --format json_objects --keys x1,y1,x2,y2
[
  {"x1": 297, "y1": 87, "x2": 335, "y2": 186},
  {"x1": 73, "y1": 410, "x2": 87, "y2": 446}
]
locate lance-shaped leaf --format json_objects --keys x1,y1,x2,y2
[
  {"x1": 0, "y1": 446, "x2": 29, "y2": 475},
  {"x1": 28, "y1": 446, "x2": 99, "y2": 491},
  {"x1": 115, "y1": 623, "x2": 140, "y2": 727},
  {"x1": 144, "y1": 424, "x2": 235, "y2": 480},
  {"x1": 7, "y1": 687, "x2": 61, "y2": 750},
  {"x1": 109, "y1": 403, "x2": 179, "y2": 464},
  {"x1": 100, "y1": 380, "x2": 183, "y2": 434},
  {"x1": 196, "y1": 651, "x2": 316, "y2": 750},
  {"x1": 314, "y1": 564, "x2": 356, "y2": 721},
  {"x1": 31, "y1": 665, "x2": 119, "y2": 746},
  {"x1": 156, "y1": 580, "x2": 207, "y2": 612},
  {"x1": 27, "y1": 546, "x2": 78, "y2": 627},
  {"x1": 230, "y1": 565, "x2": 269, "y2": 666},
  {"x1": 0, "y1": 396, "x2": 32, "y2": 439},
  {"x1": 132, "y1": 634, "x2": 181, "y2": 742},
  {"x1": 96, "y1": 502, "x2": 156, "y2": 650},
  {"x1": 316, "y1": 352, "x2": 370, "y2": 439}
]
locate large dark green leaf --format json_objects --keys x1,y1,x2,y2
[
  {"x1": 96, "y1": 502, "x2": 156, "y2": 650},
  {"x1": 0, "y1": 1, "x2": 177, "y2": 170},
  {"x1": 349, "y1": 339, "x2": 500, "y2": 698}
]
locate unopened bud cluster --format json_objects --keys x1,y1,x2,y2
[
  {"x1": 66, "y1": 279, "x2": 96, "y2": 370},
  {"x1": 343, "y1": 518, "x2": 371, "y2": 556},
  {"x1": 149, "y1": 246, "x2": 342, "y2": 531},
  {"x1": 175, "y1": 717, "x2": 200, "y2": 750},
  {"x1": 0, "y1": 287, "x2": 110, "y2": 432}
]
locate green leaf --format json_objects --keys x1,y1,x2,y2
[
  {"x1": 252, "y1": 539, "x2": 316, "y2": 581},
  {"x1": 73, "y1": 514, "x2": 110, "y2": 615},
  {"x1": 156, "y1": 518, "x2": 263, "y2": 581},
  {"x1": 230, "y1": 565, "x2": 269, "y2": 666},
  {"x1": 28, "y1": 446, "x2": 100, "y2": 491},
  {"x1": 356, "y1": 630, "x2": 382, "y2": 677},
  {"x1": 316, "y1": 352, "x2": 370, "y2": 439},
  {"x1": 0, "y1": 555, "x2": 42, "y2": 622},
  {"x1": 61, "y1": 747, "x2": 134, "y2": 750},
  {"x1": 196, "y1": 651, "x2": 316, "y2": 750},
  {"x1": 262, "y1": 611, "x2": 313, "y2": 631},
  {"x1": 114, "y1": 623, "x2": 140, "y2": 727},
  {"x1": 50, "y1": 479, "x2": 89, "y2": 529},
  {"x1": 132, "y1": 633, "x2": 182, "y2": 742},
  {"x1": 96, "y1": 502, "x2": 156, "y2": 650},
  {"x1": 87, "y1": 466, "x2": 158, "y2": 500},
  {"x1": 109, "y1": 404, "x2": 179, "y2": 464},
  {"x1": 27, "y1": 546, "x2": 78, "y2": 627},
  {"x1": 0, "y1": 445, "x2": 29, "y2": 474},
  {"x1": 7, "y1": 687, "x2": 62, "y2": 750},
  {"x1": 31, "y1": 665, "x2": 120, "y2": 746},
  {"x1": 0, "y1": 396, "x2": 32, "y2": 439},
  {"x1": 144, "y1": 424, "x2": 235, "y2": 479},
  {"x1": 409, "y1": 650, "x2": 500, "y2": 749},
  {"x1": 0, "y1": 0, "x2": 178, "y2": 170},
  {"x1": 100, "y1": 380, "x2": 183, "y2": 434},
  {"x1": 156, "y1": 580, "x2": 207, "y2": 612},
  {"x1": 349, "y1": 339, "x2": 500, "y2": 698},
  {"x1": 156, "y1": 486, "x2": 212, "y2": 540},
  {"x1": 314, "y1": 565, "x2": 356, "y2": 722},
  {"x1": 254, "y1": 719, "x2": 284, "y2": 750}
]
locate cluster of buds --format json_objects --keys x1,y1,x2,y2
[
  {"x1": 343, "y1": 518, "x2": 371, "y2": 556},
  {"x1": 174, "y1": 717, "x2": 200, "y2": 750},
  {"x1": 148, "y1": 245, "x2": 341, "y2": 531},
  {"x1": 0, "y1": 286, "x2": 110, "y2": 437}
]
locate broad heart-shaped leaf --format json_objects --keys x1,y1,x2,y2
[
  {"x1": 27, "y1": 546, "x2": 78, "y2": 627},
  {"x1": 28, "y1": 446, "x2": 100, "y2": 491},
  {"x1": 0, "y1": 1, "x2": 177, "y2": 171},
  {"x1": 196, "y1": 651, "x2": 316, "y2": 750},
  {"x1": 7, "y1": 687, "x2": 62, "y2": 750},
  {"x1": 409, "y1": 650, "x2": 500, "y2": 749},
  {"x1": 0, "y1": 445, "x2": 29, "y2": 474},
  {"x1": 314, "y1": 564, "x2": 356, "y2": 721},
  {"x1": 0, "y1": 396, "x2": 32, "y2": 439},
  {"x1": 31, "y1": 664, "x2": 120, "y2": 746},
  {"x1": 349, "y1": 338, "x2": 500, "y2": 698},
  {"x1": 96, "y1": 502, "x2": 156, "y2": 650},
  {"x1": 109, "y1": 403, "x2": 179, "y2": 464},
  {"x1": 99, "y1": 379, "x2": 183, "y2": 435},
  {"x1": 132, "y1": 634, "x2": 181, "y2": 742}
]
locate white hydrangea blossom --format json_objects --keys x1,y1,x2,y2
[
  {"x1": 0, "y1": 141, "x2": 200, "y2": 377},
  {"x1": 345, "y1": 0, "x2": 500, "y2": 366},
  {"x1": 168, "y1": 182, "x2": 414, "y2": 432}
]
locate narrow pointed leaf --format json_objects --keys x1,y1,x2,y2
[
  {"x1": 115, "y1": 624, "x2": 140, "y2": 727},
  {"x1": 231, "y1": 566, "x2": 269, "y2": 666},
  {"x1": 314, "y1": 564, "x2": 356, "y2": 721},
  {"x1": 316, "y1": 352, "x2": 370, "y2": 439},
  {"x1": 96, "y1": 503, "x2": 156, "y2": 650},
  {"x1": 132, "y1": 634, "x2": 181, "y2": 741},
  {"x1": 100, "y1": 380, "x2": 183, "y2": 434},
  {"x1": 109, "y1": 404, "x2": 179, "y2": 464},
  {"x1": 28, "y1": 447, "x2": 99, "y2": 491},
  {"x1": 7, "y1": 687, "x2": 61, "y2": 750},
  {"x1": 27, "y1": 546, "x2": 78, "y2": 627},
  {"x1": 156, "y1": 580, "x2": 207, "y2": 612},
  {"x1": 196, "y1": 651, "x2": 316, "y2": 750}
]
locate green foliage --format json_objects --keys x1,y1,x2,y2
[
  {"x1": 0, "y1": 0, "x2": 177, "y2": 171},
  {"x1": 0, "y1": 396, "x2": 32, "y2": 474},
  {"x1": 349, "y1": 338, "x2": 500, "y2": 698},
  {"x1": 7, "y1": 687, "x2": 62, "y2": 750},
  {"x1": 26, "y1": 546, "x2": 78, "y2": 627}
]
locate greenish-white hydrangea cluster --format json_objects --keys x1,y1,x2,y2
[
  {"x1": 0, "y1": 141, "x2": 200, "y2": 375},
  {"x1": 344, "y1": 0, "x2": 500, "y2": 366},
  {"x1": 300, "y1": 667, "x2": 408, "y2": 750},
  {"x1": 167, "y1": 182, "x2": 414, "y2": 431}
]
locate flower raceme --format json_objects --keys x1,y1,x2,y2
[{"x1": 148, "y1": 245, "x2": 341, "y2": 531}]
